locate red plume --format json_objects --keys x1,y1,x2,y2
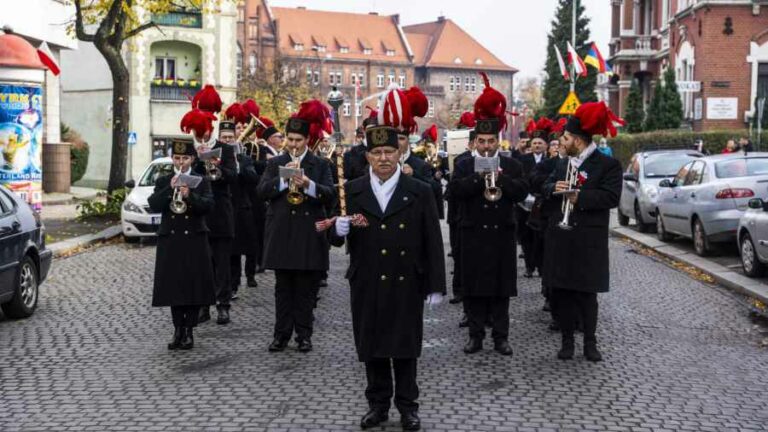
[
  {"x1": 404, "y1": 87, "x2": 428, "y2": 118},
  {"x1": 551, "y1": 118, "x2": 567, "y2": 135},
  {"x1": 457, "y1": 111, "x2": 476, "y2": 129},
  {"x1": 473, "y1": 72, "x2": 507, "y2": 131},
  {"x1": 224, "y1": 103, "x2": 249, "y2": 125},
  {"x1": 422, "y1": 124, "x2": 438, "y2": 143},
  {"x1": 191, "y1": 84, "x2": 222, "y2": 114},
  {"x1": 525, "y1": 119, "x2": 537, "y2": 136},
  {"x1": 292, "y1": 99, "x2": 331, "y2": 149},
  {"x1": 255, "y1": 116, "x2": 275, "y2": 139},
  {"x1": 242, "y1": 99, "x2": 261, "y2": 119},
  {"x1": 180, "y1": 108, "x2": 217, "y2": 137},
  {"x1": 575, "y1": 102, "x2": 626, "y2": 138}
]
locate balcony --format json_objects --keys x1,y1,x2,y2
[
  {"x1": 152, "y1": 9, "x2": 202, "y2": 29},
  {"x1": 634, "y1": 36, "x2": 654, "y2": 53},
  {"x1": 151, "y1": 82, "x2": 201, "y2": 101}
]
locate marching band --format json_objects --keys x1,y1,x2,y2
[{"x1": 151, "y1": 78, "x2": 625, "y2": 431}]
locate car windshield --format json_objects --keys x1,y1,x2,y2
[
  {"x1": 138, "y1": 162, "x2": 174, "y2": 187},
  {"x1": 643, "y1": 153, "x2": 699, "y2": 178},
  {"x1": 715, "y1": 158, "x2": 768, "y2": 179}
]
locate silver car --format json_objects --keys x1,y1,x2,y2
[
  {"x1": 656, "y1": 153, "x2": 768, "y2": 256},
  {"x1": 737, "y1": 197, "x2": 768, "y2": 277},
  {"x1": 619, "y1": 150, "x2": 702, "y2": 232}
]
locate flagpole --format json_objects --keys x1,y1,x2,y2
[{"x1": 571, "y1": 0, "x2": 577, "y2": 93}]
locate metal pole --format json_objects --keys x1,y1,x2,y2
[{"x1": 570, "y1": 0, "x2": 577, "y2": 93}]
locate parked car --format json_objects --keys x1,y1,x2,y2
[
  {"x1": 655, "y1": 153, "x2": 768, "y2": 256},
  {"x1": 619, "y1": 149, "x2": 702, "y2": 232},
  {"x1": 121, "y1": 157, "x2": 173, "y2": 242},
  {"x1": 0, "y1": 185, "x2": 52, "y2": 319},
  {"x1": 737, "y1": 197, "x2": 768, "y2": 277}
]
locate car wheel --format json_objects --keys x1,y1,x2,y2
[
  {"x1": 740, "y1": 232, "x2": 766, "y2": 277},
  {"x1": 693, "y1": 218, "x2": 711, "y2": 257},
  {"x1": 124, "y1": 235, "x2": 139, "y2": 244},
  {"x1": 617, "y1": 209, "x2": 630, "y2": 226},
  {"x1": 656, "y1": 212, "x2": 672, "y2": 241},
  {"x1": 635, "y1": 202, "x2": 650, "y2": 233},
  {"x1": 1, "y1": 256, "x2": 39, "y2": 319}
]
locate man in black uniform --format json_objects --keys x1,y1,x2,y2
[
  {"x1": 449, "y1": 74, "x2": 529, "y2": 356},
  {"x1": 542, "y1": 102, "x2": 623, "y2": 362},
  {"x1": 257, "y1": 100, "x2": 336, "y2": 353},
  {"x1": 330, "y1": 124, "x2": 445, "y2": 432},
  {"x1": 344, "y1": 124, "x2": 372, "y2": 181}
]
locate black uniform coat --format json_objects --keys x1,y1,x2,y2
[
  {"x1": 528, "y1": 155, "x2": 559, "y2": 231},
  {"x1": 404, "y1": 153, "x2": 444, "y2": 220},
  {"x1": 192, "y1": 140, "x2": 237, "y2": 239},
  {"x1": 343, "y1": 144, "x2": 368, "y2": 180},
  {"x1": 149, "y1": 174, "x2": 217, "y2": 307},
  {"x1": 330, "y1": 173, "x2": 446, "y2": 361},
  {"x1": 257, "y1": 151, "x2": 336, "y2": 271},
  {"x1": 542, "y1": 150, "x2": 622, "y2": 293},
  {"x1": 446, "y1": 150, "x2": 473, "y2": 225},
  {"x1": 449, "y1": 155, "x2": 529, "y2": 297},
  {"x1": 231, "y1": 152, "x2": 260, "y2": 255}
]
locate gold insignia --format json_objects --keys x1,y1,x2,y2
[
  {"x1": 371, "y1": 128, "x2": 389, "y2": 146},
  {"x1": 477, "y1": 120, "x2": 492, "y2": 133},
  {"x1": 173, "y1": 141, "x2": 187, "y2": 154},
  {"x1": 289, "y1": 118, "x2": 303, "y2": 130}
]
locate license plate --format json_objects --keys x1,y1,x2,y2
[{"x1": 151, "y1": 216, "x2": 161, "y2": 225}]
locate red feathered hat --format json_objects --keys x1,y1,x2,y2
[
  {"x1": 422, "y1": 124, "x2": 438, "y2": 143},
  {"x1": 180, "y1": 108, "x2": 218, "y2": 139},
  {"x1": 242, "y1": 99, "x2": 260, "y2": 119},
  {"x1": 565, "y1": 102, "x2": 626, "y2": 139},
  {"x1": 549, "y1": 118, "x2": 567, "y2": 140},
  {"x1": 526, "y1": 117, "x2": 556, "y2": 141},
  {"x1": 473, "y1": 72, "x2": 507, "y2": 135},
  {"x1": 378, "y1": 85, "x2": 428, "y2": 134},
  {"x1": 224, "y1": 103, "x2": 249, "y2": 125},
  {"x1": 191, "y1": 84, "x2": 222, "y2": 114},
  {"x1": 286, "y1": 100, "x2": 331, "y2": 150},
  {"x1": 456, "y1": 111, "x2": 476, "y2": 129},
  {"x1": 255, "y1": 116, "x2": 275, "y2": 139}
]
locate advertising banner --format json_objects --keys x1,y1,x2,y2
[{"x1": 0, "y1": 84, "x2": 43, "y2": 211}]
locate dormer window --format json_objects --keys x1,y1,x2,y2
[
  {"x1": 340, "y1": 47, "x2": 349, "y2": 54},
  {"x1": 364, "y1": 48, "x2": 372, "y2": 55},
  {"x1": 453, "y1": 57, "x2": 462, "y2": 64},
  {"x1": 386, "y1": 49, "x2": 395, "y2": 57},
  {"x1": 475, "y1": 58, "x2": 483, "y2": 65},
  {"x1": 294, "y1": 43, "x2": 304, "y2": 51},
  {"x1": 313, "y1": 45, "x2": 326, "y2": 52}
]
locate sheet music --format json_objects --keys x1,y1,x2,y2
[
  {"x1": 279, "y1": 166, "x2": 303, "y2": 179},
  {"x1": 177, "y1": 173, "x2": 203, "y2": 189},
  {"x1": 474, "y1": 156, "x2": 499, "y2": 173},
  {"x1": 199, "y1": 148, "x2": 222, "y2": 161}
]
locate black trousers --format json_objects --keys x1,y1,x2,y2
[
  {"x1": 365, "y1": 358, "x2": 419, "y2": 414},
  {"x1": 245, "y1": 217, "x2": 265, "y2": 278},
  {"x1": 517, "y1": 213, "x2": 536, "y2": 273},
  {"x1": 230, "y1": 255, "x2": 245, "y2": 290},
  {"x1": 171, "y1": 306, "x2": 200, "y2": 327},
  {"x1": 209, "y1": 237, "x2": 232, "y2": 307},
  {"x1": 530, "y1": 229, "x2": 545, "y2": 274},
  {"x1": 449, "y1": 222, "x2": 463, "y2": 298},
  {"x1": 273, "y1": 270, "x2": 320, "y2": 342},
  {"x1": 464, "y1": 296, "x2": 510, "y2": 341},
  {"x1": 553, "y1": 289, "x2": 598, "y2": 340}
]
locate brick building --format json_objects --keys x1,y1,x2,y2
[
  {"x1": 607, "y1": 0, "x2": 768, "y2": 131},
  {"x1": 236, "y1": 1, "x2": 517, "y2": 140}
]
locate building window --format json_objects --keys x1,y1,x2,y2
[
  {"x1": 355, "y1": 102, "x2": 362, "y2": 117},
  {"x1": 358, "y1": 73, "x2": 365, "y2": 87},
  {"x1": 343, "y1": 103, "x2": 351, "y2": 117},
  {"x1": 248, "y1": 53, "x2": 256, "y2": 75},
  {"x1": 306, "y1": 67, "x2": 313, "y2": 84},
  {"x1": 398, "y1": 74, "x2": 405, "y2": 88},
  {"x1": 464, "y1": 77, "x2": 470, "y2": 92},
  {"x1": 351, "y1": 74, "x2": 357, "y2": 85},
  {"x1": 377, "y1": 73, "x2": 385, "y2": 88},
  {"x1": 363, "y1": 48, "x2": 372, "y2": 55},
  {"x1": 314, "y1": 45, "x2": 326, "y2": 52},
  {"x1": 238, "y1": 8, "x2": 244, "y2": 23},
  {"x1": 313, "y1": 71, "x2": 320, "y2": 86},
  {"x1": 329, "y1": 71, "x2": 335, "y2": 85},
  {"x1": 388, "y1": 73, "x2": 395, "y2": 85},
  {"x1": 294, "y1": 43, "x2": 304, "y2": 51},
  {"x1": 289, "y1": 68, "x2": 297, "y2": 79},
  {"x1": 236, "y1": 47, "x2": 243, "y2": 81},
  {"x1": 428, "y1": 100, "x2": 435, "y2": 118},
  {"x1": 449, "y1": 76, "x2": 454, "y2": 92},
  {"x1": 249, "y1": 23, "x2": 257, "y2": 39},
  {"x1": 154, "y1": 57, "x2": 176, "y2": 79},
  {"x1": 758, "y1": 63, "x2": 768, "y2": 100},
  {"x1": 340, "y1": 47, "x2": 349, "y2": 54},
  {"x1": 471, "y1": 77, "x2": 477, "y2": 93},
  {"x1": 456, "y1": 76, "x2": 462, "y2": 92},
  {"x1": 336, "y1": 72, "x2": 343, "y2": 85},
  {"x1": 386, "y1": 49, "x2": 395, "y2": 57}
]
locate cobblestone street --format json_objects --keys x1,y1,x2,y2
[{"x1": 1, "y1": 226, "x2": 767, "y2": 432}]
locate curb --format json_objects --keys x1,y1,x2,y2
[
  {"x1": 49, "y1": 225, "x2": 123, "y2": 258},
  {"x1": 43, "y1": 192, "x2": 101, "y2": 206},
  {"x1": 611, "y1": 226, "x2": 768, "y2": 305}
]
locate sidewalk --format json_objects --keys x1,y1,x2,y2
[{"x1": 42, "y1": 186, "x2": 102, "y2": 206}]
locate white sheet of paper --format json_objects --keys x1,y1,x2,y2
[
  {"x1": 177, "y1": 173, "x2": 203, "y2": 189},
  {"x1": 474, "y1": 156, "x2": 499, "y2": 173},
  {"x1": 279, "y1": 166, "x2": 303, "y2": 179},
  {"x1": 199, "y1": 148, "x2": 222, "y2": 161}
]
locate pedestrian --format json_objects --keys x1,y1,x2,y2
[
  {"x1": 449, "y1": 73, "x2": 529, "y2": 356},
  {"x1": 547, "y1": 140, "x2": 560, "y2": 158},
  {"x1": 330, "y1": 122, "x2": 445, "y2": 432},
  {"x1": 149, "y1": 134, "x2": 216, "y2": 351},
  {"x1": 597, "y1": 137, "x2": 613, "y2": 157},
  {"x1": 344, "y1": 123, "x2": 374, "y2": 181},
  {"x1": 739, "y1": 136, "x2": 754, "y2": 152},
  {"x1": 722, "y1": 139, "x2": 738, "y2": 154},
  {"x1": 257, "y1": 100, "x2": 336, "y2": 353},
  {"x1": 543, "y1": 101, "x2": 623, "y2": 362}
]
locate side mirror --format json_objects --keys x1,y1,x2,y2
[
  {"x1": 623, "y1": 172, "x2": 639, "y2": 182},
  {"x1": 658, "y1": 179, "x2": 672, "y2": 188},
  {"x1": 124, "y1": 179, "x2": 136, "y2": 189},
  {"x1": 748, "y1": 198, "x2": 764, "y2": 210}
]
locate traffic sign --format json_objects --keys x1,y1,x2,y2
[
  {"x1": 128, "y1": 131, "x2": 137, "y2": 146},
  {"x1": 558, "y1": 91, "x2": 581, "y2": 115}
]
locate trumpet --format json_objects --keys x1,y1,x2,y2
[
  {"x1": 205, "y1": 160, "x2": 221, "y2": 181},
  {"x1": 425, "y1": 142, "x2": 442, "y2": 169},
  {"x1": 316, "y1": 138, "x2": 337, "y2": 161},
  {"x1": 558, "y1": 157, "x2": 578, "y2": 230},
  {"x1": 170, "y1": 186, "x2": 187, "y2": 214},
  {"x1": 483, "y1": 151, "x2": 502, "y2": 202},
  {"x1": 286, "y1": 147, "x2": 305, "y2": 205}
]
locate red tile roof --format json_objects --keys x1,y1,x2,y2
[{"x1": 404, "y1": 19, "x2": 517, "y2": 72}]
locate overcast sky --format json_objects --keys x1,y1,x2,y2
[{"x1": 267, "y1": 0, "x2": 612, "y2": 84}]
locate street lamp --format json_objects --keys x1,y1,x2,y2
[{"x1": 327, "y1": 86, "x2": 344, "y2": 144}]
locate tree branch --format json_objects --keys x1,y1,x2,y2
[
  {"x1": 73, "y1": 0, "x2": 95, "y2": 42},
  {"x1": 124, "y1": 21, "x2": 163, "y2": 39},
  {"x1": 95, "y1": 0, "x2": 124, "y2": 43}
]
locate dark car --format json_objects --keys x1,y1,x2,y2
[{"x1": 0, "y1": 185, "x2": 52, "y2": 319}]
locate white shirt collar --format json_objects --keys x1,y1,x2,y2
[
  {"x1": 534, "y1": 153, "x2": 543, "y2": 163},
  {"x1": 193, "y1": 135, "x2": 216, "y2": 150},
  {"x1": 369, "y1": 165, "x2": 401, "y2": 212},
  {"x1": 578, "y1": 143, "x2": 597, "y2": 162},
  {"x1": 266, "y1": 144, "x2": 279, "y2": 155},
  {"x1": 173, "y1": 166, "x2": 192, "y2": 176}
]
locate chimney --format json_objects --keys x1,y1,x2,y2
[
  {"x1": 297, "y1": 6, "x2": 306, "y2": 9},
  {"x1": 392, "y1": 14, "x2": 400, "y2": 25},
  {"x1": 437, "y1": 15, "x2": 445, "y2": 22},
  {"x1": 369, "y1": 12, "x2": 379, "y2": 15}
]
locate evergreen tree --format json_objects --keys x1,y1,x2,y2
[
  {"x1": 644, "y1": 79, "x2": 663, "y2": 131},
  {"x1": 660, "y1": 67, "x2": 683, "y2": 129},
  {"x1": 541, "y1": 0, "x2": 598, "y2": 118},
  {"x1": 624, "y1": 80, "x2": 645, "y2": 133}
]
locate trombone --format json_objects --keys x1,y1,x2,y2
[
  {"x1": 286, "y1": 147, "x2": 305, "y2": 205},
  {"x1": 315, "y1": 137, "x2": 337, "y2": 161},
  {"x1": 483, "y1": 150, "x2": 502, "y2": 202},
  {"x1": 557, "y1": 157, "x2": 578, "y2": 230}
]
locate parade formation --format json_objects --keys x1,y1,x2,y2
[{"x1": 148, "y1": 75, "x2": 625, "y2": 431}]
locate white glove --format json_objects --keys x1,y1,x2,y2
[
  {"x1": 335, "y1": 216, "x2": 351, "y2": 236},
  {"x1": 426, "y1": 293, "x2": 444, "y2": 309}
]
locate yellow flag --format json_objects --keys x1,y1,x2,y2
[{"x1": 558, "y1": 91, "x2": 581, "y2": 115}]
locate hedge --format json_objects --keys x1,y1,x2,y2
[{"x1": 607, "y1": 129, "x2": 768, "y2": 168}]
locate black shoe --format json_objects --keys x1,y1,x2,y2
[
  {"x1": 360, "y1": 409, "x2": 388, "y2": 429},
  {"x1": 449, "y1": 295, "x2": 463, "y2": 304},
  {"x1": 167, "y1": 327, "x2": 182, "y2": 350},
  {"x1": 584, "y1": 338, "x2": 603, "y2": 362},
  {"x1": 179, "y1": 327, "x2": 194, "y2": 350},
  {"x1": 447, "y1": 251, "x2": 453, "y2": 257},
  {"x1": 494, "y1": 339, "x2": 513, "y2": 356},
  {"x1": 463, "y1": 338, "x2": 483, "y2": 354},
  {"x1": 542, "y1": 299, "x2": 551, "y2": 312},
  {"x1": 231, "y1": 290, "x2": 239, "y2": 300},
  {"x1": 255, "y1": 266, "x2": 266, "y2": 274},
  {"x1": 297, "y1": 339, "x2": 313, "y2": 353},
  {"x1": 518, "y1": 253, "x2": 525, "y2": 259},
  {"x1": 318, "y1": 279, "x2": 328, "y2": 288},
  {"x1": 400, "y1": 411, "x2": 420, "y2": 431},
  {"x1": 458, "y1": 314, "x2": 469, "y2": 328},
  {"x1": 246, "y1": 277, "x2": 258, "y2": 288},
  {"x1": 268, "y1": 339, "x2": 288, "y2": 352},
  {"x1": 198, "y1": 307, "x2": 210, "y2": 323},
  {"x1": 216, "y1": 306, "x2": 230, "y2": 325},
  {"x1": 557, "y1": 334, "x2": 574, "y2": 360}
]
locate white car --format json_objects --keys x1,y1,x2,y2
[{"x1": 121, "y1": 157, "x2": 173, "y2": 242}]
